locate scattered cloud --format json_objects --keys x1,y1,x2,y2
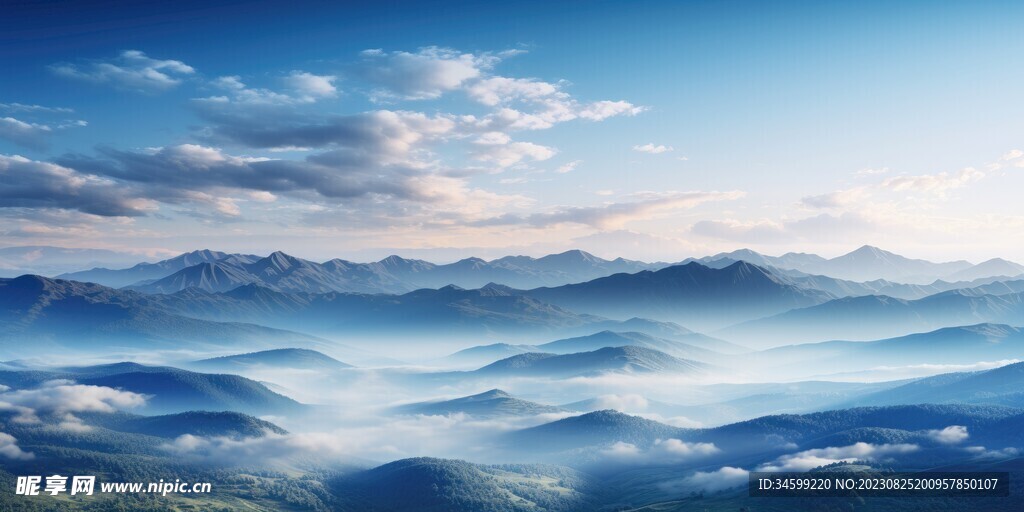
[
  {"x1": 0, "y1": 380, "x2": 147, "y2": 432},
  {"x1": 470, "y1": 132, "x2": 556, "y2": 168},
  {"x1": 579, "y1": 101, "x2": 646, "y2": 121},
  {"x1": 600, "y1": 438, "x2": 719, "y2": 465},
  {"x1": 0, "y1": 433, "x2": 33, "y2": 461},
  {"x1": 0, "y1": 103, "x2": 74, "y2": 114},
  {"x1": 476, "y1": 190, "x2": 745, "y2": 230},
  {"x1": 0, "y1": 115, "x2": 87, "y2": 150},
  {"x1": 284, "y1": 71, "x2": 338, "y2": 99},
  {"x1": 660, "y1": 466, "x2": 749, "y2": 493},
  {"x1": 855, "y1": 167, "x2": 889, "y2": 176},
  {"x1": 361, "y1": 47, "x2": 498, "y2": 100},
  {"x1": 51, "y1": 50, "x2": 195, "y2": 92},
  {"x1": 758, "y1": 442, "x2": 919, "y2": 472},
  {"x1": 586, "y1": 394, "x2": 648, "y2": 411},
  {"x1": 965, "y1": 446, "x2": 1020, "y2": 460},
  {"x1": 927, "y1": 425, "x2": 969, "y2": 445},
  {"x1": 879, "y1": 167, "x2": 984, "y2": 196},
  {"x1": 555, "y1": 160, "x2": 582, "y2": 173},
  {"x1": 633, "y1": 143, "x2": 673, "y2": 154},
  {"x1": 205, "y1": 71, "x2": 337, "y2": 105},
  {"x1": 467, "y1": 76, "x2": 562, "y2": 106},
  {"x1": 0, "y1": 155, "x2": 157, "y2": 216}
]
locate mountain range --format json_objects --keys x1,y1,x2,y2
[
  {"x1": 63, "y1": 249, "x2": 663, "y2": 294},
  {"x1": 525, "y1": 261, "x2": 834, "y2": 329},
  {"x1": 692, "y1": 245, "x2": 1014, "y2": 284},
  {"x1": 39, "y1": 245, "x2": 1024, "y2": 297}
]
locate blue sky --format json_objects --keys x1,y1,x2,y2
[{"x1": 1, "y1": 0, "x2": 1023, "y2": 262}]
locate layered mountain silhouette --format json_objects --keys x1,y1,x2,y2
[
  {"x1": 696, "y1": 245, "x2": 976, "y2": 283},
  {"x1": 443, "y1": 330, "x2": 734, "y2": 368},
  {"x1": 535, "y1": 330, "x2": 730, "y2": 363},
  {"x1": 58, "y1": 250, "x2": 248, "y2": 288},
  {"x1": 0, "y1": 275, "x2": 323, "y2": 354},
  {"x1": 64, "y1": 249, "x2": 663, "y2": 294},
  {"x1": 475, "y1": 346, "x2": 707, "y2": 378},
  {"x1": 749, "y1": 323, "x2": 1024, "y2": 375},
  {"x1": 192, "y1": 348, "x2": 353, "y2": 372},
  {"x1": 394, "y1": 389, "x2": 565, "y2": 417},
  {"x1": 506, "y1": 410, "x2": 688, "y2": 452},
  {"x1": 845, "y1": 361, "x2": 1024, "y2": 408},
  {"x1": 508, "y1": 404, "x2": 1024, "y2": 460},
  {"x1": 329, "y1": 458, "x2": 599, "y2": 512},
  {"x1": 722, "y1": 291, "x2": 1024, "y2": 346},
  {"x1": 83, "y1": 410, "x2": 288, "y2": 438},
  {"x1": 0, "y1": 362, "x2": 303, "y2": 415},
  {"x1": 525, "y1": 261, "x2": 833, "y2": 329}
]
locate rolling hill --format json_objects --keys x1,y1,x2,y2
[
  {"x1": 845, "y1": 361, "x2": 1024, "y2": 408},
  {"x1": 535, "y1": 330, "x2": 726, "y2": 362},
  {"x1": 330, "y1": 457, "x2": 600, "y2": 512},
  {"x1": 0, "y1": 275, "x2": 326, "y2": 356},
  {"x1": 721, "y1": 291, "x2": 1024, "y2": 346},
  {"x1": 746, "y1": 323, "x2": 1024, "y2": 376},
  {"x1": 0, "y1": 362, "x2": 304, "y2": 416},
  {"x1": 82, "y1": 410, "x2": 288, "y2": 438},
  {"x1": 192, "y1": 348, "x2": 353, "y2": 372},
  {"x1": 475, "y1": 346, "x2": 707, "y2": 378},
  {"x1": 394, "y1": 389, "x2": 565, "y2": 418}
]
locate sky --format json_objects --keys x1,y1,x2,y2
[{"x1": 1, "y1": 0, "x2": 1023, "y2": 263}]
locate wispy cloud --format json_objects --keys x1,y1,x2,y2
[
  {"x1": 51, "y1": 50, "x2": 195, "y2": 92},
  {"x1": 632, "y1": 143, "x2": 673, "y2": 154}
]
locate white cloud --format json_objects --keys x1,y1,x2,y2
[
  {"x1": 0, "y1": 433, "x2": 33, "y2": 461},
  {"x1": 471, "y1": 133, "x2": 556, "y2": 168},
  {"x1": 662, "y1": 466, "x2": 750, "y2": 493},
  {"x1": 467, "y1": 76, "x2": 562, "y2": 106},
  {"x1": 0, "y1": 103, "x2": 74, "y2": 114},
  {"x1": 966, "y1": 446, "x2": 1020, "y2": 460},
  {"x1": 588, "y1": 394, "x2": 649, "y2": 411},
  {"x1": 855, "y1": 167, "x2": 890, "y2": 176},
  {"x1": 51, "y1": 50, "x2": 195, "y2": 92},
  {"x1": 477, "y1": 190, "x2": 745, "y2": 230},
  {"x1": 880, "y1": 167, "x2": 984, "y2": 195},
  {"x1": 0, "y1": 115, "x2": 88, "y2": 150},
  {"x1": 205, "y1": 71, "x2": 336, "y2": 105},
  {"x1": 758, "y1": 442, "x2": 919, "y2": 472},
  {"x1": 0, "y1": 154, "x2": 157, "y2": 216},
  {"x1": 285, "y1": 71, "x2": 338, "y2": 99},
  {"x1": 580, "y1": 100, "x2": 646, "y2": 120},
  {"x1": 633, "y1": 143, "x2": 673, "y2": 154},
  {"x1": 556, "y1": 160, "x2": 582, "y2": 173},
  {"x1": 600, "y1": 438, "x2": 719, "y2": 464},
  {"x1": 362, "y1": 47, "x2": 498, "y2": 100},
  {"x1": 927, "y1": 425, "x2": 969, "y2": 445},
  {"x1": 1, "y1": 380, "x2": 147, "y2": 415},
  {"x1": 0, "y1": 380, "x2": 147, "y2": 431}
]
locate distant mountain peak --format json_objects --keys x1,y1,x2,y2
[
  {"x1": 468, "y1": 389, "x2": 511, "y2": 400},
  {"x1": 540, "y1": 249, "x2": 601, "y2": 263}
]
